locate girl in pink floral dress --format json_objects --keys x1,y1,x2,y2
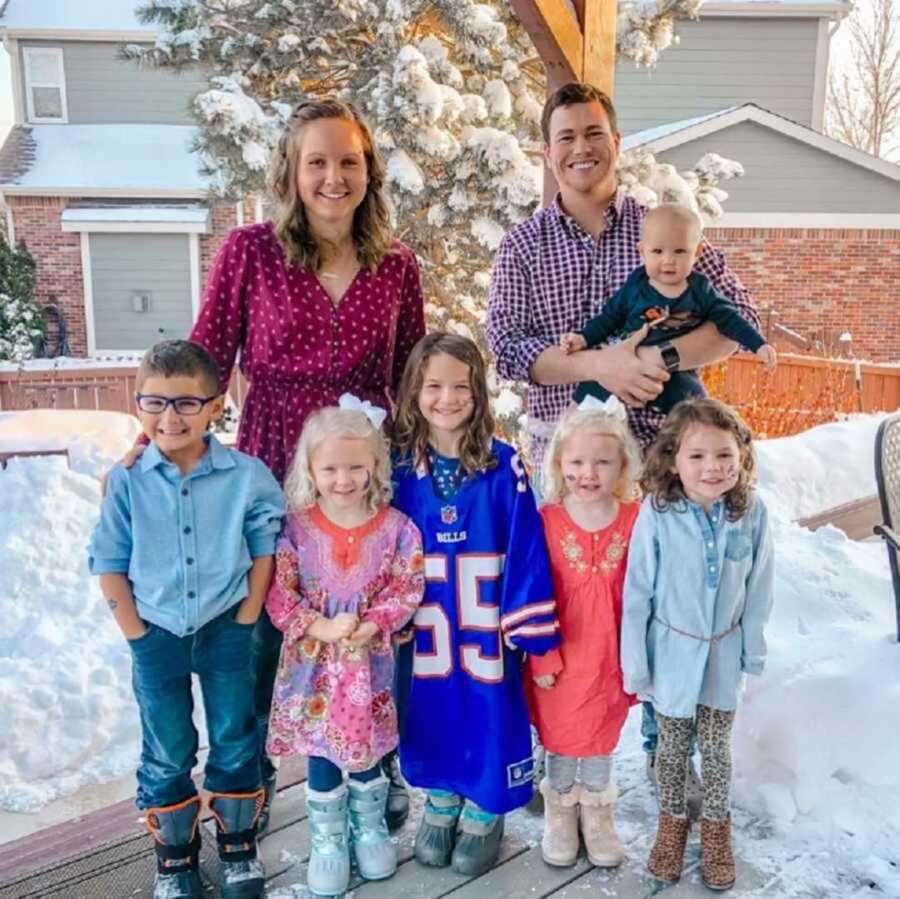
[{"x1": 265, "y1": 397, "x2": 424, "y2": 897}]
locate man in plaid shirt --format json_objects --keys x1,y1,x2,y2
[{"x1": 487, "y1": 82, "x2": 759, "y2": 467}]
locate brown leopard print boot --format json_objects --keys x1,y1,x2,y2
[
  {"x1": 648, "y1": 813, "x2": 691, "y2": 882},
  {"x1": 700, "y1": 816, "x2": 736, "y2": 890}
]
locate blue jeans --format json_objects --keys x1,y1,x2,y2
[
  {"x1": 308, "y1": 757, "x2": 380, "y2": 792},
  {"x1": 250, "y1": 606, "x2": 284, "y2": 780},
  {"x1": 129, "y1": 604, "x2": 259, "y2": 809}
]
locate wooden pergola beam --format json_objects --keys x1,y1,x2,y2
[
  {"x1": 510, "y1": 0, "x2": 617, "y2": 95},
  {"x1": 508, "y1": 0, "x2": 583, "y2": 90}
]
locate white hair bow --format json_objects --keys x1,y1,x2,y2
[
  {"x1": 339, "y1": 393, "x2": 388, "y2": 429},
  {"x1": 576, "y1": 394, "x2": 628, "y2": 422}
]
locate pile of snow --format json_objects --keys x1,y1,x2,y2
[
  {"x1": 0, "y1": 456, "x2": 139, "y2": 812},
  {"x1": 0, "y1": 410, "x2": 142, "y2": 479},
  {"x1": 0, "y1": 412, "x2": 897, "y2": 894},
  {"x1": 736, "y1": 413, "x2": 899, "y2": 895},
  {"x1": 755, "y1": 413, "x2": 886, "y2": 521}
]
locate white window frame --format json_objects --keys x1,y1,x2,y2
[{"x1": 22, "y1": 47, "x2": 69, "y2": 124}]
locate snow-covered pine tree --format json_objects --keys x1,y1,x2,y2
[
  {"x1": 126, "y1": 0, "x2": 738, "y2": 428},
  {"x1": 0, "y1": 236, "x2": 43, "y2": 362}
]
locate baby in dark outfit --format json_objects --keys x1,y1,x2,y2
[{"x1": 562, "y1": 204, "x2": 776, "y2": 414}]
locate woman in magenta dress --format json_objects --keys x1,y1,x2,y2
[{"x1": 189, "y1": 98, "x2": 425, "y2": 831}]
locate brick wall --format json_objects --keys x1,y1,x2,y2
[
  {"x1": 708, "y1": 227, "x2": 900, "y2": 363},
  {"x1": 8, "y1": 196, "x2": 247, "y2": 357},
  {"x1": 8, "y1": 196, "x2": 88, "y2": 355}
]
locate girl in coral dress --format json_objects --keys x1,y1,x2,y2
[
  {"x1": 264, "y1": 396, "x2": 424, "y2": 897},
  {"x1": 527, "y1": 396, "x2": 641, "y2": 870}
]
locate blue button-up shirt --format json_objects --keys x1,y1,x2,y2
[
  {"x1": 89, "y1": 435, "x2": 284, "y2": 637},
  {"x1": 621, "y1": 493, "x2": 774, "y2": 718}
]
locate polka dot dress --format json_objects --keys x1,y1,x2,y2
[
  {"x1": 189, "y1": 222, "x2": 426, "y2": 482},
  {"x1": 426, "y1": 445, "x2": 466, "y2": 500}
]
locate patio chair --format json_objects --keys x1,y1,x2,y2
[{"x1": 874, "y1": 412, "x2": 900, "y2": 642}]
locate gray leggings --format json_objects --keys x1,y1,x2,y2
[
  {"x1": 546, "y1": 751, "x2": 613, "y2": 794},
  {"x1": 656, "y1": 705, "x2": 735, "y2": 820}
]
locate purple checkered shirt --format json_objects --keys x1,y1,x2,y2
[{"x1": 486, "y1": 189, "x2": 759, "y2": 463}]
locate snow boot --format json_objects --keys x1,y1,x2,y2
[
  {"x1": 305, "y1": 784, "x2": 350, "y2": 897},
  {"x1": 208, "y1": 790, "x2": 266, "y2": 899},
  {"x1": 144, "y1": 795, "x2": 203, "y2": 899},
  {"x1": 685, "y1": 755, "x2": 704, "y2": 822},
  {"x1": 348, "y1": 775, "x2": 397, "y2": 880},
  {"x1": 539, "y1": 779, "x2": 579, "y2": 867},
  {"x1": 256, "y1": 768, "x2": 278, "y2": 839},
  {"x1": 648, "y1": 812, "x2": 691, "y2": 883},
  {"x1": 451, "y1": 805, "x2": 504, "y2": 877},
  {"x1": 579, "y1": 783, "x2": 626, "y2": 868},
  {"x1": 414, "y1": 789, "x2": 462, "y2": 867},
  {"x1": 700, "y1": 816, "x2": 736, "y2": 891},
  {"x1": 380, "y1": 750, "x2": 409, "y2": 831}
]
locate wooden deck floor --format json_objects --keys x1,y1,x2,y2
[
  {"x1": 0, "y1": 761, "x2": 801, "y2": 899},
  {"x1": 1, "y1": 715, "x2": 847, "y2": 899}
]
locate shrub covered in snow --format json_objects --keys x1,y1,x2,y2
[{"x1": 0, "y1": 239, "x2": 43, "y2": 362}]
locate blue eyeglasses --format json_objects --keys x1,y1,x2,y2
[{"x1": 135, "y1": 393, "x2": 219, "y2": 416}]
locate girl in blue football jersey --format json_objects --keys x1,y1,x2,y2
[{"x1": 391, "y1": 332, "x2": 560, "y2": 877}]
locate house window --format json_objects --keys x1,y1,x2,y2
[{"x1": 23, "y1": 47, "x2": 68, "y2": 123}]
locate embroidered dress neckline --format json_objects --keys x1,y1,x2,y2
[{"x1": 309, "y1": 504, "x2": 389, "y2": 569}]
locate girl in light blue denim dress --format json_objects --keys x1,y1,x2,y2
[{"x1": 621, "y1": 398, "x2": 774, "y2": 891}]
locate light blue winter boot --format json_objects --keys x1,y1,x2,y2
[
  {"x1": 306, "y1": 784, "x2": 350, "y2": 897},
  {"x1": 348, "y1": 775, "x2": 397, "y2": 881}
]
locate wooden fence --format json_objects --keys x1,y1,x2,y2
[
  {"x1": 0, "y1": 366, "x2": 248, "y2": 415},
  {"x1": 1, "y1": 355, "x2": 898, "y2": 438},
  {"x1": 704, "y1": 353, "x2": 900, "y2": 438}
]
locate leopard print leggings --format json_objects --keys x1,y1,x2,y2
[{"x1": 655, "y1": 705, "x2": 735, "y2": 820}]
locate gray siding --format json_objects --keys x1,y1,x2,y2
[
  {"x1": 90, "y1": 233, "x2": 193, "y2": 351},
  {"x1": 615, "y1": 18, "x2": 820, "y2": 134},
  {"x1": 656, "y1": 121, "x2": 900, "y2": 213},
  {"x1": 19, "y1": 40, "x2": 207, "y2": 125}
]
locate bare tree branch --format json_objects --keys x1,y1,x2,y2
[{"x1": 826, "y1": 0, "x2": 900, "y2": 159}]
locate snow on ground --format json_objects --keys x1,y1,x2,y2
[
  {"x1": 0, "y1": 410, "x2": 142, "y2": 478},
  {"x1": 0, "y1": 412, "x2": 898, "y2": 895}
]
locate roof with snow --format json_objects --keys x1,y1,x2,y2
[
  {"x1": 702, "y1": 0, "x2": 850, "y2": 16},
  {"x1": 0, "y1": 124, "x2": 208, "y2": 197},
  {"x1": 623, "y1": 103, "x2": 900, "y2": 186},
  {"x1": 0, "y1": 0, "x2": 155, "y2": 35}
]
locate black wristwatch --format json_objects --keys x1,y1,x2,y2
[{"x1": 658, "y1": 341, "x2": 680, "y2": 372}]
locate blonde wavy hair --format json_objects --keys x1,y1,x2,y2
[
  {"x1": 284, "y1": 406, "x2": 392, "y2": 515},
  {"x1": 640, "y1": 398, "x2": 756, "y2": 521},
  {"x1": 267, "y1": 98, "x2": 394, "y2": 272},
  {"x1": 542, "y1": 407, "x2": 642, "y2": 504}
]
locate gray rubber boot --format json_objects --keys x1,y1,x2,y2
[
  {"x1": 208, "y1": 790, "x2": 266, "y2": 899},
  {"x1": 145, "y1": 796, "x2": 203, "y2": 899},
  {"x1": 306, "y1": 785, "x2": 350, "y2": 897},
  {"x1": 414, "y1": 790, "x2": 462, "y2": 867},
  {"x1": 380, "y1": 750, "x2": 410, "y2": 831},
  {"x1": 451, "y1": 805, "x2": 504, "y2": 876},
  {"x1": 348, "y1": 775, "x2": 397, "y2": 880}
]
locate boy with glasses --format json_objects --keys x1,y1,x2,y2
[{"x1": 90, "y1": 339, "x2": 284, "y2": 899}]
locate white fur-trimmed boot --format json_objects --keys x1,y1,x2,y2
[
  {"x1": 579, "y1": 783, "x2": 626, "y2": 868},
  {"x1": 539, "y1": 780, "x2": 580, "y2": 867}
]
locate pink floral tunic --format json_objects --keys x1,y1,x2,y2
[
  {"x1": 265, "y1": 505, "x2": 424, "y2": 771},
  {"x1": 189, "y1": 223, "x2": 425, "y2": 482}
]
